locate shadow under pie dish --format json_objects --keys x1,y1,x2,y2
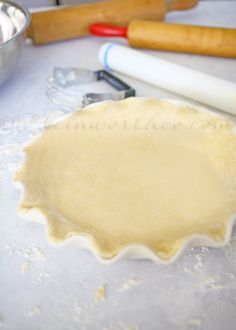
[{"x1": 15, "y1": 98, "x2": 236, "y2": 263}]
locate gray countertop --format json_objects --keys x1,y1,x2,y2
[{"x1": 1, "y1": 2, "x2": 236, "y2": 330}]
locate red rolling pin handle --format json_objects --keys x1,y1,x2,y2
[
  {"x1": 90, "y1": 22, "x2": 236, "y2": 58},
  {"x1": 90, "y1": 23, "x2": 128, "y2": 38}
]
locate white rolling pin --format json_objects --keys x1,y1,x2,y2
[{"x1": 98, "y1": 43, "x2": 236, "y2": 115}]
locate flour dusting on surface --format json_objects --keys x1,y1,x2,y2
[
  {"x1": 188, "y1": 318, "x2": 202, "y2": 328},
  {"x1": 27, "y1": 306, "x2": 41, "y2": 317},
  {"x1": 118, "y1": 278, "x2": 141, "y2": 292},
  {"x1": 103, "y1": 321, "x2": 139, "y2": 330},
  {"x1": 199, "y1": 275, "x2": 225, "y2": 290},
  {"x1": 0, "y1": 110, "x2": 65, "y2": 174}
]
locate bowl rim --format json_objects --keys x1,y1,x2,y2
[{"x1": 0, "y1": 0, "x2": 31, "y2": 49}]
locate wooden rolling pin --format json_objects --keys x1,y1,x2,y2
[
  {"x1": 91, "y1": 21, "x2": 236, "y2": 58},
  {"x1": 27, "y1": 0, "x2": 198, "y2": 45}
]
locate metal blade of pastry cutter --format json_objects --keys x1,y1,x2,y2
[
  {"x1": 51, "y1": 67, "x2": 97, "y2": 88},
  {"x1": 47, "y1": 67, "x2": 135, "y2": 111}
]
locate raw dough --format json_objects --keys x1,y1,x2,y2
[{"x1": 15, "y1": 98, "x2": 236, "y2": 260}]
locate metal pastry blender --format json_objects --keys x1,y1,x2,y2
[{"x1": 47, "y1": 67, "x2": 135, "y2": 111}]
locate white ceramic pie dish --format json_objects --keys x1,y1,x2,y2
[{"x1": 14, "y1": 98, "x2": 236, "y2": 264}]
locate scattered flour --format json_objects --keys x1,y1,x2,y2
[
  {"x1": 3, "y1": 243, "x2": 16, "y2": 256},
  {"x1": 200, "y1": 275, "x2": 225, "y2": 290},
  {"x1": 118, "y1": 278, "x2": 141, "y2": 292},
  {"x1": 74, "y1": 304, "x2": 89, "y2": 321},
  {"x1": 188, "y1": 318, "x2": 202, "y2": 329},
  {"x1": 34, "y1": 271, "x2": 50, "y2": 284},
  {"x1": 103, "y1": 321, "x2": 139, "y2": 330},
  {"x1": 3, "y1": 244, "x2": 50, "y2": 283},
  {"x1": 0, "y1": 110, "x2": 65, "y2": 174},
  {"x1": 4, "y1": 244, "x2": 46, "y2": 262},
  {"x1": 193, "y1": 247, "x2": 209, "y2": 273},
  {"x1": 27, "y1": 306, "x2": 41, "y2": 317},
  {"x1": 73, "y1": 303, "x2": 91, "y2": 328},
  {"x1": 19, "y1": 247, "x2": 46, "y2": 262}
]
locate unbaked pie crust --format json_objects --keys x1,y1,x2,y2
[{"x1": 15, "y1": 98, "x2": 236, "y2": 263}]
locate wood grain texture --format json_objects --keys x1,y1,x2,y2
[
  {"x1": 128, "y1": 20, "x2": 236, "y2": 57},
  {"x1": 28, "y1": 0, "x2": 198, "y2": 44},
  {"x1": 29, "y1": 0, "x2": 164, "y2": 44}
]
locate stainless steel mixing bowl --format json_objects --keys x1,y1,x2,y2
[{"x1": 0, "y1": 1, "x2": 30, "y2": 87}]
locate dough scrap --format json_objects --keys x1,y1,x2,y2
[{"x1": 15, "y1": 98, "x2": 236, "y2": 260}]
